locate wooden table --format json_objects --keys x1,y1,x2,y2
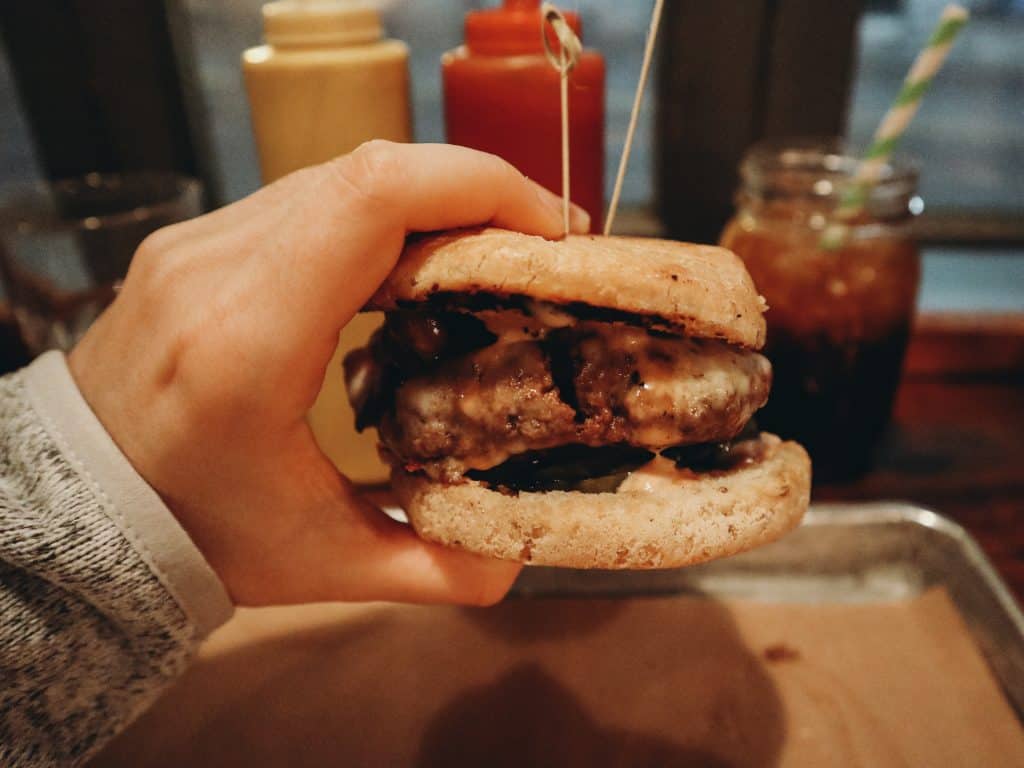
[{"x1": 816, "y1": 314, "x2": 1024, "y2": 602}]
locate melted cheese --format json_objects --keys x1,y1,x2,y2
[
  {"x1": 475, "y1": 301, "x2": 577, "y2": 344},
  {"x1": 618, "y1": 456, "x2": 685, "y2": 493}
]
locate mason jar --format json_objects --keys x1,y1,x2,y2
[{"x1": 720, "y1": 139, "x2": 921, "y2": 481}]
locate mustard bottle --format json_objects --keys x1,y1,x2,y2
[{"x1": 243, "y1": 0, "x2": 411, "y2": 484}]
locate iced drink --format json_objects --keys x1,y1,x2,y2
[{"x1": 721, "y1": 141, "x2": 921, "y2": 480}]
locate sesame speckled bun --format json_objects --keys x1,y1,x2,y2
[
  {"x1": 367, "y1": 227, "x2": 768, "y2": 349},
  {"x1": 393, "y1": 434, "x2": 810, "y2": 569}
]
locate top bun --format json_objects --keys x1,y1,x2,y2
[{"x1": 367, "y1": 228, "x2": 767, "y2": 349}]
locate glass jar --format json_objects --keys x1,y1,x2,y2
[
  {"x1": 0, "y1": 172, "x2": 202, "y2": 354},
  {"x1": 720, "y1": 139, "x2": 921, "y2": 482}
]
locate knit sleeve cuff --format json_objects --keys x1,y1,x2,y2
[{"x1": 21, "y1": 351, "x2": 234, "y2": 639}]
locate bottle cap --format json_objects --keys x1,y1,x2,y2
[
  {"x1": 466, "y1": 0, "x2": 582, "y2": 56},
  {"x1": 263, "y1": 0, "x2": 382, "y2": 47}
]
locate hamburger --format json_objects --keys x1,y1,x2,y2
[{"x1": 344, "y1": 228, "x2": 810, "y2": 569}]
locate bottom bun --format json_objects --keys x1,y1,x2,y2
[{"x1": 393, "y1": 433, "x2": 811, "y2": 569}]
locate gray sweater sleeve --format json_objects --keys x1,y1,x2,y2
[{"x1": 0, "y1": 352, "x2": 234, "y2": 767}]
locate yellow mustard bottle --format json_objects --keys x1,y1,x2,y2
[{"x1": 243, "y1": 0, "x2": 411, "y2": 484}]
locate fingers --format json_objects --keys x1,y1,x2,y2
[
  {"x1": 273, "y1": 142, "x2": 590, "y2": 330},
  {"x1": 134, "y1": 141, "x2": 592, "y2": 357},
  {"x1": 201, "y1": 443, "x2": 519, "y2": 608},
  {"x1": 339, "y1": 509, "x2": 524, "y2": 606},
  {"x1": 318, "y1": 488, "x2": 522, "y2": 606},
  {"x1": 324, "y1": 140, "x2": 591, "y2": 238},
  {"x1": 238, "y1": 487, "x2": 523, "y2": 607}
]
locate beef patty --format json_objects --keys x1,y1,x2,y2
[{"x1": 353, "y1": 320, "x2": 771, "y2": 481}]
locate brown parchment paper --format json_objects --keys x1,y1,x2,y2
[{"x1": 90, "y1": 587, "x2": 1024, "y2": 767}]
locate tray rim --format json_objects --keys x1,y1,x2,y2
[{"x1": 803, "y1": 500, "x2": 1024, "y2": 635}]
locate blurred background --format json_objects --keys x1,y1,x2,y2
[
  {"x1": 5, "y1": 6, "x2": 1024, "y2": 752},
  {"x1": 1, "y1": 0, "x2": 1021, "y2": 315}
]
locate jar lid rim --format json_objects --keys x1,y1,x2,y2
[{"x1": 741, "y1": 137, "x2": 919, "y2": 189}]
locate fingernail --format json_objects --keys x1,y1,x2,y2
[
  {"x1": 534, "y1": 185, "x2": 590, "y2": 235},
  {"x1": 569, "y1": 203, "x2": 591, "y2": 234},
  {"x1": 535, "y1": 184, "x2": 564, "y2": 216}
]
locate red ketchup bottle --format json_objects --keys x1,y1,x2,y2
[{"x1": 442, "y1": 0, "x2": 605, "y2": 232}]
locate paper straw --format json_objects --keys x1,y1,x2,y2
[
  {"x1": 541, "y1": 4, "x2": 582, "y2": 237},
  {"x1": 820, "y1": 3, "x2": 969, "y2": 250},
  {"x1": 604, "y1": 0, "x2": 665, "y2": 236}
]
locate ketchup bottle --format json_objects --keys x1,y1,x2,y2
[{"x1": 442, "y1": 0, "x2": 605, "y2": 231}]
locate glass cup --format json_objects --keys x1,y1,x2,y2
[
  {"x1": 720, "y1": 138, "x2": 921, "y2": 482},
  {"x1": 0, "y1": 172, "x2": 202, "y2": 354}
]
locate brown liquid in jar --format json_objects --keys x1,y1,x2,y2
[{"x1": 722, "y1": 202, "x2": 920, "y2": 481}]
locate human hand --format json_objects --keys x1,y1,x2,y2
[{"x1": 69, "y1": 141, "x2": 590, "y2": 607}]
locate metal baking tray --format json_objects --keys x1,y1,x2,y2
[{"x1": 512, "y1": 502, "x2": 1024, "y2": 718}]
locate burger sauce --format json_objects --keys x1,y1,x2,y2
[{"x1": 442, "y1": 0, "x2": 606, "y2": 232}]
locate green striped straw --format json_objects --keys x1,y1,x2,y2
[{"x1": 820, "y1": 4, "x2": 969, "y2": 250}]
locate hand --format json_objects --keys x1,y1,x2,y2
[{"x1": 69, "y1": 141, "x2": 590, "y2": 607}]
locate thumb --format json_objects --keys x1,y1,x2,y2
[
  {"x1": 228, "y1": 463, "x2": 523, "y2": 607},
  {"x1": 337, "y1": 499, "x2": 525, "y2": 606}
]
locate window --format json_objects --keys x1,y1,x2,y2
[{"x1": 848, "y1": 0, "x2": 1023, "y2": 232}]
